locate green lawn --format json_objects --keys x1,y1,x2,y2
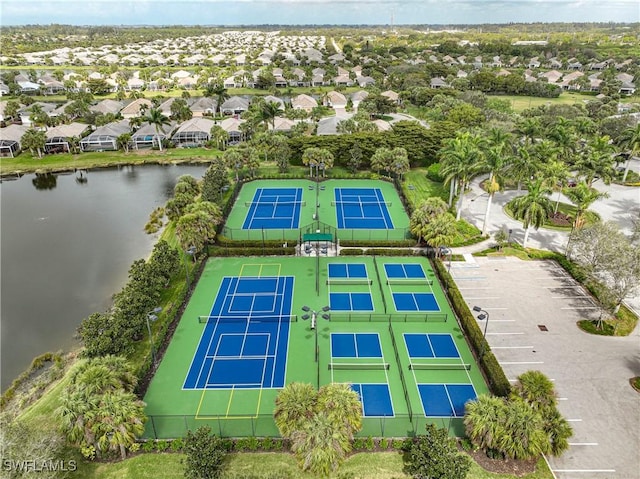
[
  {"x1": 0, "y1": 148, "x2": 221, "y2": 175},
  {"x1": 402, "y1": 168, "x2": 448, "y2": 207},
  {"x1": 75, "y1": 451, "x2": 554, "y2": 479}
]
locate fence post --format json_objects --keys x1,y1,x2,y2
[{"x1": 150, "y1": 416, "x2": 158, "y2": 439}]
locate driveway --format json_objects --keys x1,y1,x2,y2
[{"x1": 451, "y1": 256, "x2": 640, "y2": 479}]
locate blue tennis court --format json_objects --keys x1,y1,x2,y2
[
  {"x1": 334, "y1": 188, "x2": 394, "y2": 229},
  {"x1": 331, "y1": 333, "x2": 382, "y2": 358},
  {"x1": 351, "y1": 384, "x2": 394, "y2": 417},
  {"x1": 404, "y1": 333, "x2": 459, "y2": 358},
  {"x1": 384, "y1": 263, "x2": 426, "y2": 279},
  {"x1": 330, "y1": 292, "x2": 374, "y2": 311},
  {"x1": 242, "y1": 187, "x2": 303, "y2": 229},
  {"x1": 328, "y1": 263, "x2": 367, "y2": 278},
  {"x1": 183, "y1": 276, "x2": 293, "y2": 389},
  {"x1": 417, "y1": 384, "x2": 477, "y2": 417},
  {"x1": 392, "y1": 292, "x2": 439, "y2": 311}
]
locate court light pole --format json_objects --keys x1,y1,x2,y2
[
  {"x1": 472, "y1": 306, "x2": 490, "y2": 358},
  {"x1": 147, "y1": 307, "x2": 162, "y2": 366},
  {"x1": 315, "y1": 161, "x2": 325, "y2": 221},
  {"x1": 183, "y1": 246, "x2": 196, "y2": 287},
  {"x1": 301, "y1": 305, "x2": 331, "y2": 363}
]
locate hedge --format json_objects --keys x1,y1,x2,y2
[
  {"x1": 216, "y1": 236, "x2": 298, "y2": 248},
  {"x1": 208, "y1": 246, "x2": 297, "y2": 257},
  {"x1": 340, "y1": 239, "x2": 416, "y2": 248},
  {"x1": 367, "y1": 248, "x2": 417, "y2": 256},
  {"x1": 432, "y1": 258, "x2": 511, "y2": 397},
  {"x1": 339, "y1": 248, "x2": 365, "y2": 255}
]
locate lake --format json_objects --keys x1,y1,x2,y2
[{"x1": 0, "y1": 163, "x2": 208, "y2": 390}]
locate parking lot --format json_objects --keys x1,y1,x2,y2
[{"x1": 451, "y1": 255, "x2": 640, "y2": 479}]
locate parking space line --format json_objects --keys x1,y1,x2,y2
[
  {"x1": 457, "y1": 287, "x2": 494, "y2": 290},
  {"x1": 552, "y1": 296, "x2": 588, "y2": 299},
  {"x1": 561, "y1": 306, "x2": 599, "y2": 310},
  {"x1": 568, "y1": 443, "x2": 599, "y2": 446},
  {"x1": 484, "y1": 319, "x2": 515, "y2": 322},
  {"x1": 567, "y1": 419, "x2": 583, "y2": 422},
  {"x1": 552, "y1": 470, "x2": 616, "y2": 473},
  {"x1": 492, "y1": 346, "x2": 534, "y2": 349},
  {"x1": 465, "y1": 297, "x2": 501, "y2": 300},
  {"x1": 482, "y1": 307, "x2": 508, "y2": 310},
  {"x1": 501, "y1": 361, "x2": 544, "y2": 364},
  {"x1": 486, "y1": 332, "x2": 525, "y2": 335}
]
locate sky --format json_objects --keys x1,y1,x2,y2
[{"x1": 1, "y1": 0, "x2": 639, "y2": 26}]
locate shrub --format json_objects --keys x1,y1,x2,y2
[
  {"x1": 365, "y1": 436, "x2": 376, "y2": 451},
  {"x1": 367, "y1": 248, "x2": 416, "y2": 256},
  {"x1": 340, "y1": 239, "x2": 416, "y2": 248},
  {"x1": 155, "y1": 440, "x2": 169, "y2": 452},
  {"x1": 170, "y1": 438, "x2": 185, "y2": 452},
  {"x1": 339, "y1": 248, "x2": 364, "y2": 256},
  {"x1": 577, "y1": 319, "x2": 615, "y2": 335},
  {"x1": 184, "y1": 426, "x2": 227, "y2": 479},
  {"x1": 142, "y1": 441, "x2": 155, "y2": 453},
  {"x1": 208, "y1": 246, "x2": 296, "y2": 256},
  {"x1": 402, "y1": 424, "x2": 471, "y2": 479},
  {"x1": 425, "y1": 162, "x2": 444, "y2": 182},
  {"x1": 379, "y1": 438, "x2": 390, "y2": 450}
]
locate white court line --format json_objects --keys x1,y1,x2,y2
[
  {"x1": 486, "y1": 332, "x2": 525, "y2": 335},
  {"x1": 568, "y1": 443, "x2": 598, "y2": 446},
  {"x1": 552, "y1": 470, "x2": 615, "y2": 474},
  {"x1": 501, "y1": 361, "x2": 544, "y2": 365}
]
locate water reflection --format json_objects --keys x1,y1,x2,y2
[
  {"x1": 32, "y1": 172, "x2": 57, "y2": 190},
  {"x1": 75, "y1": 169, "x2": 88, "y2": 185}
]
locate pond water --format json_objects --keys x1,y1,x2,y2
[{"x1": 0, "y1": 163, "x2": 208, "y2": 390}]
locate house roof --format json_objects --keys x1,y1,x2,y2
[
  {"x1": 221, "y1": 96, "x2": 250, "y2": 111},
  {"x1": 173, "y1": 117, "x2": 216, "y2": 135},
  {"x1": 219, "y1": 117, "x2": 245, "y2": 132},
  {"x1": 131, "y1": 121, "x2": 176, "y2": 138},
  {"x1": 269, "y1": 117, "x2": 296, "y2": 131},
  {"x1": 291, "y1": 94, "x2": 317, "y2": 109},
  {"x1": 45, "y1": 122, "x2": 89, "y2": 139},
  {"x1": 189, "y1": 97, "x2": 217, "y2": 112},
  {"x1": 85, "y1": 119, "x2": 131, "y2": 139},
  {"x1": 90, "y1": 99, "x2": 124, "y2": 115},
  {"x1": 381, "y1": 90, "x2": 399, "y2": 101},
  {"x1": 0, "y1": 124, "x2": 29, "y2": 143},
  {"x1": 263, "y1": 95, "x2": 285, "y2": 110},
  {"x1": 120, "y1": 98, "x2": 153, "y2": 116},
  {"x1": 326, "y1": 91, "x2": 347, "y2": 105}
]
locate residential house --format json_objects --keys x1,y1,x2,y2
[
  {"x1": 323, "y1": 91, "x2": 347, "y2": 109},
  {"x1": 548, "y1": 58, "x2": 563, "y2": 69},
  {"x1": 333, "y1": 74, "x2": 353, "y2": 87},
  {"x1": 90, "y1": 99, "x2": 124, "y2": 115},
  {"x1": 171, "y1": 117, "x2": 216, "y2": 147},
  {"x1": 17, "y1": 81, "x2": 40, "y2": 94},
  {"x1": 219, "y1": 117, "x2": 246, "y2": 144},
  {"x1": 0, "y1": 83, "x2": 10, "y2": 96},
  {"x1": 430, "y1": 77, "x2": 451, "y2": 89},
  {"x1": 190, "y1": 97, "x2": 217, "y2": 117},
  {"x1": 351, "y1": 90, "x2": 369, "y2": 110},
  {"x1": 619, "y1": 82, "x2": 636, "y2": 95},
  {"x1": 567, "y1": 59, "x2": 583, "y2": 70},
  {"x1": 221, "y1": 96, "x2": 250, "y2": 115},
  {"x1": 528, "y1": 57, "x2": 541, "y2": 68},
  {"x1": 269, "y1": 117, "x2": 296, "y2": 132},
  {"x1": 291, "y1": 94, "x2": 318, "y2": 112},
  {"x1": 44, "y1": 122, "x2": 89, "y2": 153},
  {"x1": 19, "y1": 102, "x2": 58, "y2": 126},
  {"x1": 131, "y1": 121, "x2": 176, "y2": 149},
  {"x1": 0, "y1": 124, "x2": 29, "y2": 157},
  {"x1": 39, "y1": 76, "x2": 65, "y2": 95},
  {"x1": 262, "y1": 95, "x2": 286, "y2": 110},
  {"x1": 381, "y1": 90, "x2": 401, "y2": 105},
  {"x1": 80, "y1": 119, "x2": 131, "y2": 151},
  {"x1": 490, "y1": 56, "x2": 502, "y2": 68},
  {"x1": 120, "y1": 98, "x2": 153, "y2": 119},
  {"x1": 357, "y1": 76, "x2": 375, "y2": 87}
]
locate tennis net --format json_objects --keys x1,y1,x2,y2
[
  {"x1": 198, "y1": 314, "x2": 298, "y2": 324},
  {"x1": 331, "y1": 201, "x2": 392, "y2": 207},
  {"x1": 409, "y1": 363, "x2": 471, "y2": 371},
  {"x1": 386, "y1": 278, "x2": 433, "y2": 285},
  {"x1": 326, "y1": 278, "x2": 373, "y2": 285},
  {"x1": 329, "y1": 362, "x2": 390, "y2": 370},
  {"x1": 245, "y1": 201, "x2": 306, "y2": 207}
]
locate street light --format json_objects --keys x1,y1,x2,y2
[
  {"x1": 301, "y1": 305, "x2": 330, "y2": 363},
  {"x1": 147, "y1": 307, "x2": 162, "y2": 365},
  {"x1": 315, "y1": 162, "x2": 325, "y2": 221},
  {"x1": 440, "y1": 246, "x2": 452, "y2": 273},
  {"x1": 183, "y1": 246, "x2": 196, "y2": 286},
  {"x1": 473, "y1": 306, "x2": 490, "y2": 358}
]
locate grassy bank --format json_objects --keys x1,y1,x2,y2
[{"x1": 0, "y1": 148, "x2": 221, "y2": 175}]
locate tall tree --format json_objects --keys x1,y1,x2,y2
[
  {"x1": 20, "y1": 128, "x2": 47, "y2": 158},
  {"x1": 117, "y1": 133, "x2": 132, "y2": 153},
  {"x1": 144, "y1": 107, "x2": 171, "y2": 151},
  {"x1": 223, "y1": 148, "x2": 244, "y2": 181},
  {"x1": 201, "y1": 158, "x2": 229, "y2": 204},
  {"x1": 542, "y1": 160, "x2": 571, "y2": 213},
  {"x1": 439, "y1": 132, "x2": 483, "y2": 220},
  {"x1": 478, "y1": 139, "x2": 513, "y2": 235},
  {"x1": 210, "y1": 125, "x2": 228, "y2": 151},
  {"x1": 204, "y1": 82, "x2": 229, "y2": 116},
  {"x1": 563, "y1": 182, "x2": 608, "y2": 229},
  {"x1": 618, "y1": 124, "x2": 640, "y2": 182},
  {"x1": 510, "y1": 178, "x2": 553, "y2": 247},
  {"x1": 576, "y1": 135, "x2": 616, "y2": 186}
]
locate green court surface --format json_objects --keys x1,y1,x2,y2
[
  {"x1": 221, "y1": 179, "x2": 411, "y2": 241},
  {"x1": 143, "y1": 256, "x2": 488, "y2": 439}
]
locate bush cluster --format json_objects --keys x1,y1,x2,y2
[
  {"x1": 340, "y1": 239, "x2": 416, "y2": 248},
  {"x1": 432, "y1": 258, "x2": 511, "y2": 397},
  {"x1": 209, "y1": 246, "x2": 296, "y2": 256},
  {"x1": 216, "y1": 236, "x2": 298, "y2": 248}
]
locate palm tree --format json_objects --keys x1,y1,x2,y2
[
  {"x1": 478, "y1": 142, "x2": 513, "y2": 235},
  {"x1": 274, "y1": 382, "x2": 317, "y2": 438},
  {"x1": 564, "y1": 182, "x2": 608, "y2": 229},
  {"x1": 576, "y1": 135, "x2": 616, "y2": 186},
  {"x1": 513, "y1": 371, "x2": 557, "y2": 411},
  {"x1": 510, "y1": 178, "x2": 553, "y2": 248},
  {"x1": 223, "y1": 148, "x2": 244, "y2": 181},
  {"x1": 389, "y1": 147, "x2": 410, "y2": 181},
  {"x1": 257, "y1": 100, "x2": 281, "y2": 130},
  {"x1": 302, "y1": 147, "x2": 329, "y2": 177},
  {"x1": 464, "y1": 394, "x2": 507, "y2": 452},
  {"x1": 511, "y1": 144, "x2": 542, "y2": 191},
  {"x1": 93, "y1": 390, "x2": 146, "y2": 460},
  {"x1": 542, "y1": 160, "x2": 571, "y2": 213},
  {"x1": 499, "y1": 398, "x2": 549, "y2": 460},
  {"x1": 547, "y1": 123, "x2": 576, "y2": 164},
  {"x1": 204, "y1": 82, "x2": 229, "y2": 116},
  {"x1": 144, "y1": 107, "x2": 171, "y2": 151},
  {"x1": 422, "y1": 212, "x2": 458, "y2": 251},
  {"x1": 210, "y1": 125, "x2": 228, "y2": 151},
  {"x1": 316, "y1": 383, "x2": 362, "y2": 441},
  {"x1": 290, "y1": 414, "x2": 350, "y2": 476},
  {"x1": 618, "y1": 124, "x2": 640, "y2": 182},
  {"x1": 515, "y1": 117, "x2": 542, "y2": 145},
  {"x1": 117, "y1": 133, "x2": 132, "y2": 153},
  {"x1": 439, "y1": 133, "x2": 483, "y2": 220},
  {"x1": 20, "y1": 128, "x2": 47, "y2": 158}
]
